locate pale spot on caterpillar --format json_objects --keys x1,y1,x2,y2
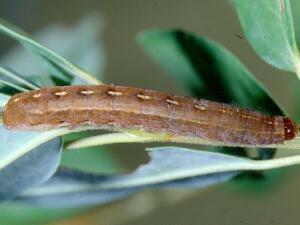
[
  {"x1": 13, "y1": 98, "x2": 20, "y2": 103},
  {"x1": 194, "y1": 104, "x2": 206, "y2": 111},
  {"x1": 32, "y1": 110, "x2": 45, "y2": 115},
  {"x1": 33, "y1": 93, "x2": 41, "y2": 98},
  {"x1": 218, "y1": 109, "x2": 226, "y2": 113},
  {"x1": 107, "y1": 91, "x2": 123, "y2": 97},
  {"x1": 241, "y1": 114, "x2": 252, "y2": 119},
  {"x1": 137, "y1": 94, "x2": 151, "y2": 100},
  {"x1": 166, "y1": 99, "x2": 180, "y2": 106},
  {"x1": 80, "y1": 90, "x2": 94, "y2": 95},
  {"x1": 54, "y1": 91, "x2": 68, "y2": 96}
]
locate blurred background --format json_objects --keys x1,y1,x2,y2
[{"x1": 1, "y1": 0, "x2": 300, "y2": 224}]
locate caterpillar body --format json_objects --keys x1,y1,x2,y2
[{"x1": 2, "y1": 84, "x2": 298, "y2": 145}]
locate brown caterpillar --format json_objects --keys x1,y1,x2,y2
[{"x1": 2, "y1": 84, "x2": 298, "y2": 145}]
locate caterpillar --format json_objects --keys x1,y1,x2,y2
[{"x1": 2, "y1": 84, "x2": 298, "y2": 145}]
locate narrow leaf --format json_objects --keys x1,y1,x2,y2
[
  {"x1": 0, "y1": 79, "x2": 28, "y2": 92},
  {"x1": 0, "y1": 18, "x2": 102, "y2": 85},
  {"x1": 0, "y1": 66, "x2": 39, "y2": 90},
  {"x1": 66, "y1": 132, "x2": 154, "y2": 150}
]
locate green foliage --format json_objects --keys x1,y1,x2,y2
[{"x1": 236, "y1": 0, "x2": 300, "y2": 77}]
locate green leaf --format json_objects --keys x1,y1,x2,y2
[
  {"x1": 0, "y1": 79, "x2": 28, "y2": 93},
  {"x1": 139, "y1": 31, "x2": 206, "y2": 96},
  {"x1": 236, "y1": 0, "x2": 300, "y2": 77},
  {"x1": 66, "y1": 132, "x2": 156, "y2": 150},
  {"x1": 0, "y1": 66, "x2": 39, "y2": 90},
  {"x1": 0, "y1": 18, "x2": 102, "y2": 85},
  {"x1": 138, "y1": 30, "x2": 283, "y2": 115}
]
